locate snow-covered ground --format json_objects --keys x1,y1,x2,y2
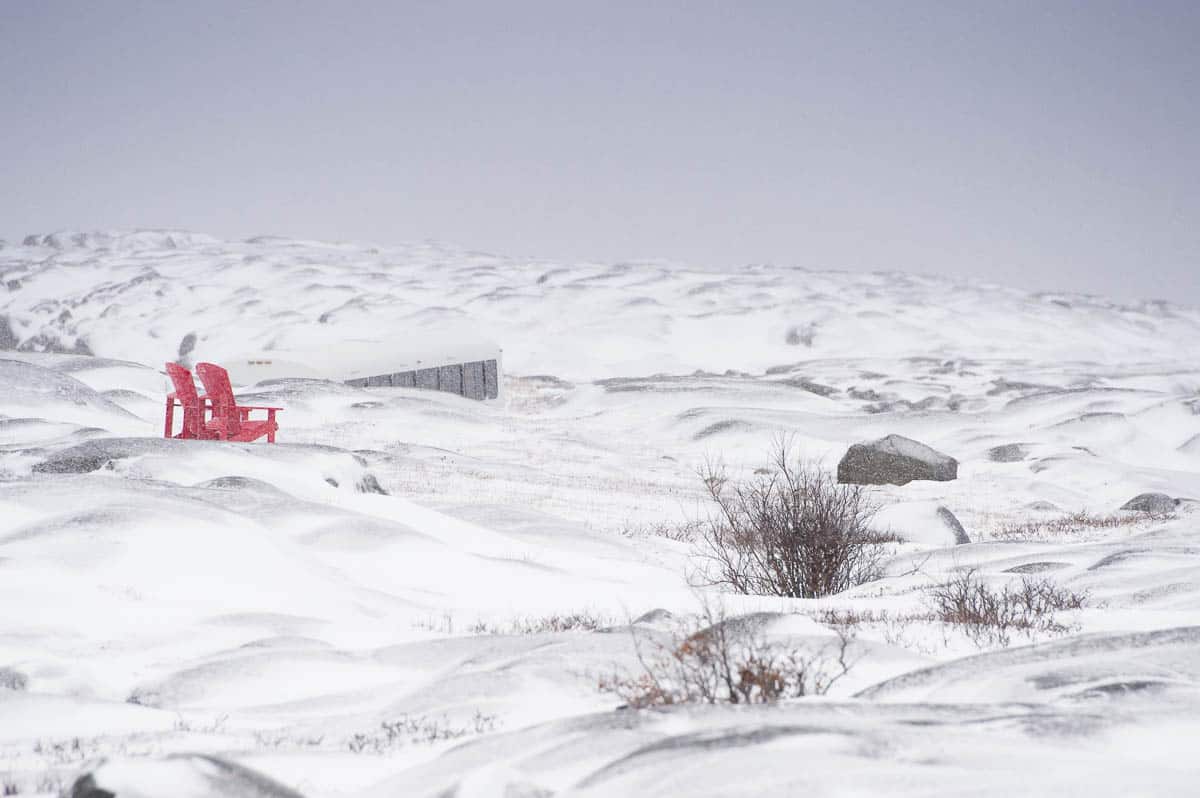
[{"x1": 1, "y1": 231, "x2": 1198, "y2": 796}]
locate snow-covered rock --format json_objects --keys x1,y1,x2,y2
[
  {"x1": 837, "y1": 434, "x2": 958, "y2": 485},
  {"x1": 69, "y1": 754, "x2": 305, "y2": 798},
  {"x1": 987, "y1": 443, "x2": 1029, "y2": 462},
  {"x1": 873, "y1": 501, "x2": 970, "y2": 546},
  {"x1": 1120, "y1": 492, "x2": 1179, "y2": 513}
]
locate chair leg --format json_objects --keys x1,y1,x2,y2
[
  {"x1": 164, "y1": 399, "x2": 175, "y2": 438},
  {"x1": 267, "y1": 409, "x2": 277, "y2": 443}
]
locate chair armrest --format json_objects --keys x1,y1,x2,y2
[
  {"x1": 237, "y1": 405, "x2": 284, "y2": 411},
  {"x1": 167, "y1": 393, "x2": 212, "y2": 403}
]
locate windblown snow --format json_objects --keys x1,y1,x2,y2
[{"x1": 0, "y1": 231, "x2": 1198, "y2": 796}]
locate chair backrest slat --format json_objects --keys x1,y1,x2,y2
[
  {"x1": 195, "y1": 362, "x2": 241, "y2": 436},
  {"x1": 165, "y1": 362, "x2": 198, "y2": 404},
  {"x1": 166, "y1": 362, "x2": 204, "y2": 438}
]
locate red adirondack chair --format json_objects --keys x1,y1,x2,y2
[
  {"x1": 194, "y1": 362, "x2": 282, "y2": 443},
  {"x1": 164, "y1": 362, "x2": 217, "y2": 439}
]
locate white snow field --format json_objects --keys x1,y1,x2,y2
[{"x1": 1, "y1": 231, "x2": 1199, "y2": 796}]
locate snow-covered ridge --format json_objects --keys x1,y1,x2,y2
[
  {"x1": 18, "y1": 229, "x2": 225, "y2": 251},
  {"x1": 0, "y1": 230, "x2": 1198, "y2": 796},
  {"x1": 2, "y1": 229, "x2": 1197, "y2": 380}
]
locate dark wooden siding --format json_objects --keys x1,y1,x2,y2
[{"x1": 345, "y1": 358, "x2": 499, "y2": 400}]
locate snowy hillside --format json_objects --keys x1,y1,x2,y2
[
  {"x1": 3, "y1": 231, "x2": 1199, "y2": 378},
  {"x1": 1, "y1": 231, "x2": 1198, "y2": 796}
]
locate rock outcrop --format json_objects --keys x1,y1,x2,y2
[
  {"x1": 1120, "y1": 493, "x2": 1179, "y2": 513},
  {"x1": 69, "y1": 754, "x2": 306, "y2": 798},
  {"x1": 937, "y1": 506, "x2": 971, "y2": 544}
]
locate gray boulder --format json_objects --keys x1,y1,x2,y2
[
  {"x1": 70, "y1": 754, "x2": 306, "y2": 798},
  {"x1": 1120, "y1": 493, "x2": 1179, "y2": 513},
  {"x1": 987, "y1": 443, "x2": 1029, "y2": 463},
  {"x1": 837, "y1": 434, "x2": 958, "y2": 485},
  {"x1": 177, "y1": 331, "x2": 198, "y2": 362},
  {"x1": 781, "y1": 376, "x2": 837, "y2": 396}
]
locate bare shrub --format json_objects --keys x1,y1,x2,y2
[
  {"x1": 346, "y1": 711, "x2": 499, "y2": 754},
  {"x1": 0, "y1": 773, "x2": 66, "y2": 797},
  {"x1": 785, "y1": 323, "x2": 817, "y2": 347},
  {"x1": 929, "y1": 569, "x2": 1088, "y2": 647},
  {"x1": 31, "y1": 738, "x2": 90, "y2": 766},
  {"x1": 470, "y1": 611, "x2": 614, "y2": 635},
  {"x1": 0, "y1": 776, "x2": 65, "y2": 797},
  {"x1": 411, "y1": 612, "x2": 457, "y2": 634},
  {"x1": 694, "y1": 443, "x2": 885, "y2": 598},
  {"x1": 0, "y1": 667, "x2": 27, "y2": 691},
  {"x1": 172, "y1": 713, "x2": 228, "y2": 734},
  {"x1": 599, "y1": 601, "x2": 855, "y2": 708},
  {"x1": 36, "y1": 776, "x2": 63, "y2": 795},
  {"x1": 619, "y1": 519, "x2": 704, "y2": 544}
]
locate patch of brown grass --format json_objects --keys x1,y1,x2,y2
[{"x1": 990, "y1": 510, "x2": 1175, "y2": 541}]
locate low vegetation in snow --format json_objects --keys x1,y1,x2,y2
[
  {"x1": 469, "y1": 611, "x2": 616, "y2": 635},
  {"x1": 693, "y1": 443, "x2": 891, "y2": 598},
  {"x1": 600, "y1": 602, "x2": 856, "y2": 707},
  {"x1": 928, "y1": 569, "x2": 1089, "y2": 647},
  {"x1": 346, "y1": 712, "x2": 500, "y2": 754},
  {"x1": 987, "y1": 510, "x2": 1178, "y2": 541}
]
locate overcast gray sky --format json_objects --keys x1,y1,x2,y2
[{"x1": 2, "y1": 1, "x2": 1196, "y2": 302}]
